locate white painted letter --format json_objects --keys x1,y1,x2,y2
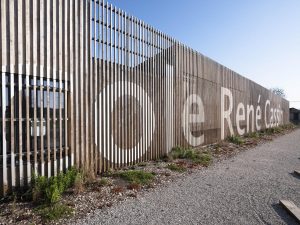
[
  {"x1": 221, "y1": 87, "x2": 234, "y2": 140},
  {"x1": 236, "y1": 103, "x2": 245, "y2": 135},
  {"x1": 265, "y1": 100, "x2": 270, "y2": 128},
  {"x1": 182, "y1": 94, "x2": 205, "y2": 146}
]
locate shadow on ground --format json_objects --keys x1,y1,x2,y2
[
  {"x1": 272, "y1": 203, "x2": 299, "y2": 225},
  {"x1": 289, "y1": 172, "x2": 300, "y2": 180}
]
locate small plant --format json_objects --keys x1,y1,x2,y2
[
  {"x1": 99, "y1": 177, "x2": 111, "y2": 186},
  {"x1": 170, "y1": 146, "x2": 188, "y2": 159},
  {"x1": 45, "y1": 182, "x2": 61, "y2": 204},
  {"x1": 11, "y1": 192, "x2": 17, "y2": 215},
  {"x1": 111, "y1": 186, "x2": 124, "y2": 194},
  {"x1": 193, "y1": 152, "x2": 212, "y2": 167},
  {"x1": 245, "y1": 132, "x2": 260, "y2": 138},
  {"x1": 227, "y1": 135, "x2": 244, "y2": 145},
  {"x1": 127, "y1": 183, "x2": 141, "y2": 190},
  {"x1": 73, "y1": 173, "x2": 84, "y2": 194},
  {"x1": 137, "y1": 162, "x2": 148, "y2": 167},
  {"x1": 32, "y1": 175, "x2": 48, "y2": 203},
  {"x1": 264, "y1": 126, "x2": 287, "y2": 135},
  {"x1": 36, "y1": 203, "x2": 73, "y2": 221},
  {"x1": 166, "y1": 163, "x2": 187, "y2": 173},
  {"x1": 117, "y1": 170, "x2": 155, "y2": 185},
  {"x1": 31, "y1": 167, "x2": 81, "y2": 203}
]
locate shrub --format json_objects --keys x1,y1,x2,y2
[
  {"x1": 46, "y1": 183, "x2": 61, "y2": 204},
  {"x1": 31, "y1": 167, "x2": 80, "y2": 204}
]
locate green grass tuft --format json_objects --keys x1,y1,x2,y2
[
  {"x1": 99, "y1": 177, "x2": 111, "y2": 186},
  {"x1": 36, "y1": 203, "x2": 73, "y2": 221},
  {"x1": 166, "y1": 163, "x2": 187, "y2": 173},
  {"x1": 193, "y1": 152, "x2": 212, "y2": 166},
  {"x1": 227, "y1": 135, "x2": 244, "y2": 145},
  {"x1": 117, "y1": 170, "x2": 155, "y2": 185}
]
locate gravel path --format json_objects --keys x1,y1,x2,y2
[{"x1": 76, "y1": 129, "x2": 300, "y2": 225}]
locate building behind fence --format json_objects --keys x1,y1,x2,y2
[{"x1": 0, "y1": 0, "x2": 289, "y2": 195}]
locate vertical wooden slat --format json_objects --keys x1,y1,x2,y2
[
  {"x1": 39, "y1": 0, "x2": 45, "y2": 177},
  {"x1": 52, "y1": 0, "x2": 57, "y2": 176},
  {"x1": 79, "y1": 0, "x2": 84, "y2": 169},
  {"x1": 100, "y1": 0, "x2": 104, "y2": 172},
  {"x1": 124, "y1": 11, "x2": 127, "y2": 165},
  {"x1": 74, "y1": 0, "x2": 79, "y2": 168},
  {"x1": 117, "y1": 8, "x2": 121, "y2": 167},
  {"x1": 109, "y1": 4, "x2": 113, "y2": 168},
  {"x1": 69, "y1": 0, "x2": 74, "y2": 167},
  {"x1": 8, "y1": 0, "x2": 16, "y2": 188},
  {"x1": 84, "y1": 0, "x2": 90, "y2": 172},
  {"x1": 113, "y1": 6, "x2": 117, "y2": 166},
  {"x1": 32, "y1": 0, "x2": 38, "y2": 177},
  {"x1": 121, "y1": 10, "x2": 125, "y2": 166},
  {"x1": 58, "y1": 0, "x2": 63, "y2": 173},
  {"x1": 1, "y1": 73, "x2": 7, "y2": 194},
  {"x1": 88, "y1": 0, "x2": 93, "y2": 173},
  {"x1": 46, "y1": 0, "x2": 51, "y2": 178},
  {"x1": 16, "y1": 0, "x2": 24, "y2": 185}
]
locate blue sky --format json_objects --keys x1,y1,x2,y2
[{"x1": 108, "y1": 0, "x2": 300, "y2": 109}]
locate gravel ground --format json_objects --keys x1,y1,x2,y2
[{"x1": 75, "y1": 129, "x2": 300, "y2": 225}]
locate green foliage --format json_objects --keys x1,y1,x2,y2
[
  {"x1": 36, "y1": 203, "x2": 73, "y2": 221},
  {"x1": 227, "y1": 135, "x2": 244, "y2": 145},
  {"x1": 169, "y1": 146, "x2": 212, "y2": 166},
  {"x1": 193, "y1": 152, "x2": 212, "y2": 166},
  {"x1": 170, "y1": 146, "x2": 190, "y2": 159},
  {"x1": 166, "y1": 163, "x2": 187, "y2": 173},
  {"x1": 99, "y1": 178, "x2": 111, "y2": 186},
  {"x1": 265, "y1": 126, "x2": 283, "y2": 134},
  {"x1": 245, "y1": 132, "x2": 260, "y2": 138},
  {"x1": 118, "y1": 170, "x2": 155, "y2": 185},
  {"x1": 32, "y1": 175, "x2": 48, "y2": 203},
  {"x1": 31, "y1": 167, "x2": 80, "y2": 204},
  {"x1": 46, "y1": 183, "x2": 61, "y2": 204},
  {"x1": 137, "y1": 162, "x2": 148, "y2": 167},
  {"x1": 170, "y1": 146, "x2": 200, "y2": 160}
]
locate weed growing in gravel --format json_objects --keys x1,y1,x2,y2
[
  {"x1": 35, "y1": 203, "x2": 73, "y2": 221},
  {"x1": 137, "y1": 162, "x2": 148, "y2": 167},
  {"x1": 166, "y1": 163, "x2": 187, "y2": 173},
  {"x1": 99, "y1": 178, "x2": 111, "y2": 186},
  {"x1": 111, "y1": 186, "x2": 125, "y2": 194},
  {"x1": 245, "y1": 132, "x2": 260, "y2": 138},
  {"x1": 227, "y1": 135, "x2": 244, "y2": 145},
  {"x1": 170, "y1": 146, "x2": 212, "y2": 166},
  {"x1": 117, "y1": 170, "x2": 155, "y2": 185},
  {"x1": 193, "y1": 152, "x2": 212, "y2": 167},
  {"x1": 265, "y1": 127, "x2": 283, "y2": 135},
  {"x1": 127, "y1": 183, "x2": 141, "y2": 190}
]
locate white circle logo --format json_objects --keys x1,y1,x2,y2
[{"x1": 95, "y1": 81, "x2": 155, "y2": 163}]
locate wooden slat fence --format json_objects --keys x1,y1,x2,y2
[{"x1": 0, "y1": 0, "x2": 289, "y2": 195}]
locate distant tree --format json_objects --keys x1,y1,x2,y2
[{"x1": 270, "y1": 88, "x2": 286, "y2": 98}]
